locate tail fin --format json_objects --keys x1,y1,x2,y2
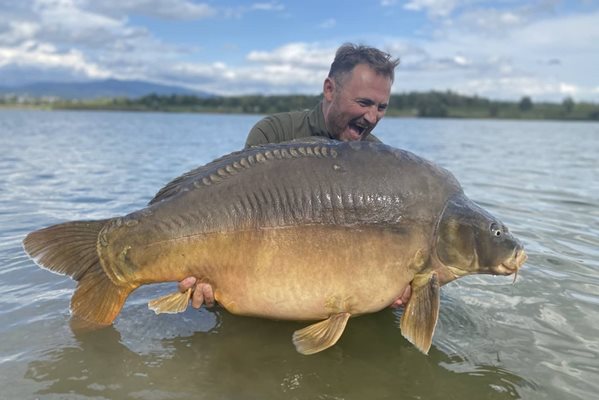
[{"x1": 23, "y1": 220, "x2": 134, "y2": 325}]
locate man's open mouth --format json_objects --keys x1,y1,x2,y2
[{"x1": 349, "y1": 122, "x2": 368, "y2": 136}]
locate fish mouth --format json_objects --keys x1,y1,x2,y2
[{"x1": 494, "y1": 249, "x2": 527, "y2": 280}]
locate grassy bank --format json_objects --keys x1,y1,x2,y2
[{"x1": 2, "y1": 91, "x2": 598, "y2": 121}]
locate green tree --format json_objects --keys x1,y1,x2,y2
[
  {"x1": 562, "y1": 97, "x2": 575, "y2": 114},
  {"x1": 519, "y1": 96, "x2": 533, "y2": 112},
  {"x1": 488, "y1": 102, "x2": 499, "y2": 117},
  {"x1": 417, "y1": 93, "x2": 448, "y2": 117}
]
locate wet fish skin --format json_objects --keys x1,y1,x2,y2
[{"x1": 23, "y1": 139, "x2": 526, "y2": 354}]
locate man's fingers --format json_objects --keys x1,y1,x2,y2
[
  {"x1": 201, "y1": 283, "x2": 215, "y2": 308},
  {"x1": 389, "y1": 298, "x2": 403, "y2": 309},
  {"x1": 178, "y1": 278, "x2": 216, "y2": 309},
  {"x1": 389, "y1": 285, "x2": 412, "y2": 309},
  {"x1": 400, "y1": 285, "x2": 411, "y2": 304},
  {"x1": 178, "y1": 276, "x2": 197, "y2": 292},
  {"x1": 191, "y1": 285, "x2": 204, "y2": 309},
  {"x1": 191, "y1": 282, "x2": 215, "y2": 308}
]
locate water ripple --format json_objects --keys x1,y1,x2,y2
[{"x1": 2, "y1": 111, "x2": 598, "y2": 399}]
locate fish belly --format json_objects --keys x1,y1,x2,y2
[
  {"x1": 205, "y1": 225, "x2": 418, "y2": 321},
  {"x1": 109, "y1": 221, "x2": 421, "y2": 321}
]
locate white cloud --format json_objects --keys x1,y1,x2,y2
[
  {"x1": 149, "y1": 42, "x2": 339, "y2": 95},
  {"x1": 404, "y1": 0, "x2": 459, "y2": 17},
  {"x1": 558, "y1": 83, "x2": 577, "y2": 96},
  {"x1": 34, "y1": 0, "x2": 131, "y2": 37},
  {"x1": 0, "y1": 40, "x2": 110, "y2": 78},
  {"x1": 456, "y1": 8, "x2": 527, "y2": 32},
  {"x1": 383, "y1": 6, "x2": 599, "y2": 101},
  {"x1": 319, "y1": 18, "x2": 336, "y2": 29},
  {"x1": 223, "y1": 1, "x2": 285, "y2": 18},
  {"x1": 251, "y1": 2, "x2": 284, "y2": 11},
  {"x1": 0, "y1": 0, "x2": 597, "y2": 101},
  {"x1": 0, "y1": 22, "x2": 40, "y2": 46},
  {"x1": 459, "y1": 77, "x2": 584, "y2": 99},
  {"x1": 0, "y1": 0, "x2": 197, "y2": 84},
  {"x1": 452, "y1": 55, "x2": 470, "y2": 66},
  {"x1": 86, "y1": 0, "x2": 217, "y2": 20},
  {"x1": 1, "y1": 1, "x2": 327, "y2": 90},
  {"x1": 247, "y1": 43, "x2": 334, "y2": 70}
]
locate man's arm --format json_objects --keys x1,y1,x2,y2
[
  {"x1": 245, "y1": 125, "x2": 269, "y2": 148},
  {"x1": 245, "y1": 117, "x2": 284, "y2": 148}
]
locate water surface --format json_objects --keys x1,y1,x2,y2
[{"x1": 1, "y1": 109, "x2": 598, "y2": 399}]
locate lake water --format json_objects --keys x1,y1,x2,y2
[{"x1": 1, "y1": 109, "x2": 598, "y2": 399}]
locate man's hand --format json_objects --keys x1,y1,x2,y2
[
  {"x1": 176, "y1": 278, "x2": 411, "y2": 310},
  {"x1": 389, "y1": 285, "x2": 411, "y2": 308},
  {"x1": 178, "y1": 277, "x2": 215, "y2": 309}
]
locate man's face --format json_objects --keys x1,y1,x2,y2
[{"x1": 323, "y1": 64, "x2": 392, "y2": 141}]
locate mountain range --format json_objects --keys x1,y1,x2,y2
[{"x1": 0, "y1": 79, "x2": 213, "y2": 100}]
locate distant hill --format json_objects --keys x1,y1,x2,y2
[{"x1": 0, "y1": 79, "x2": 213, "y2": 100}]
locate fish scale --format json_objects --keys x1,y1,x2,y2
[{"x1": 23, "y1": 139, "x2": 526, "y2": 355}]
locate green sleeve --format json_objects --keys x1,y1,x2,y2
[
  {"x1": 365, "y1": 133, "x2": 382, "y2": 143},
  {"x1": 245, "y1": 117, "x2": 281, "y2": 148},
  {"x1": 245, "y1": 112, "x2": 383, "y2": 147}
]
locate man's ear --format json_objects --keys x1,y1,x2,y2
[{"x1": 323, "y1": 77, "x2": 335, "y2": 101}]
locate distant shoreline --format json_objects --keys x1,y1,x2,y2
[{"x1": 2, "y1": 91, "x2": 598, "y2": 122}]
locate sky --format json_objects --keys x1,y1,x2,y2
[{"x1": 0, "y1": 0, "x2": 598, "y2": 101}]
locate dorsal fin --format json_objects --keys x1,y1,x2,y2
[
  {"x1": 148, "y1": 139, "x2": 341, "y2": 205},
  {"x1": 148, "y1": 148, "x2": 246, "y2": 205}
]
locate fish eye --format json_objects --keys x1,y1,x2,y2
[{"x1": 490, "y1": 223, "x2": 502, "y2": 237}]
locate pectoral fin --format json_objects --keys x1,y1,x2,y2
[
  {"x1": 292, "y1": 312, "x2": 351, "y2": 355},
  {"x1": 148, "y1": 288, "x2": 192, "y2": 314},
  {"x1": 400, "y1": 272, "x2": 440, "y2": 354}
]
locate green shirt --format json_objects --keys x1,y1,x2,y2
[{"x1": 245, "y1": 102, "x2": 380, "y2": 148}]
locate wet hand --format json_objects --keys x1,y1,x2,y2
[
  {"x1": 389, "y1": 285, "x2": 411, "y2": 308},
  {"x1": 178, "y1": 277, "x2": 215, "y2": 308}
]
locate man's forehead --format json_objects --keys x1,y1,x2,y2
[
  {"x1": 342, "y1": 64, "x2": 391, "y2": 85},
  {"x1": 340, "y1": 65, "x2": 391, "y2": 97},
  {"x1": 354, "y1": 63, "x2": 390, "y2": 76}
]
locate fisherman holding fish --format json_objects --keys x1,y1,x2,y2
[
  {"x1": 178, "y1": 43, "x2": 412, "y2": 310},
  {"x1": 24, "y1": 43, "x2": 526, "y2": 354}
]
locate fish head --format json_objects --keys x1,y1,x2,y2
[{"x1": 435, "y1": 195, "x2": 526, "y2": 281}]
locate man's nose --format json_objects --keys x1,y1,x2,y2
[{"x1": 364, "y1": 107, "x2": 378, "y2": 125}]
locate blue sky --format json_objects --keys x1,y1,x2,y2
[{"x1": 1, "y1": 0, "x2": 598, "y2": 101}]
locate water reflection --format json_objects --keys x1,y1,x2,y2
[
  {"x1": 3, "y1": 111, "x2": 598, "y2": 399},
  {"x1": 26, "y1": 307, "x2": 532, "y2": 399}
]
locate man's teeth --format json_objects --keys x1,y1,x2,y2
[{"x1": 351, "y1": 123, "x2": 365, "y2": 134}]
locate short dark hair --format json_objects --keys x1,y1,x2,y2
[{"x1": 328, "y1": 43, "x2": 400, "y2": 85}]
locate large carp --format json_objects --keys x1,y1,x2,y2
[{"x1": 23, "y1": 139, "x2": 526, "y2": 355}]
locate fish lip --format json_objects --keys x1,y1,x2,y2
[
  {"x1": 497, "y1": 263, "x2": 518, "y2": 275},
  {"x1": 494, "y1": 263, "x2": 517, "y2": 276},
  {"x1": 495, "y1": 249, "x2": 527, "y2": 275}
]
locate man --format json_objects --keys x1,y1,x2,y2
[
  {"x1": 179, "y1": 43, "x2": 411, "y2": 309},
  {"x1": 244, "y1": 43, "x2": 394, "y2": 147}
]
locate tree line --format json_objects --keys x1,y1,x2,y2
[{"x1": 4, "y1": 90, "x2": 599, "y2": 121}]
